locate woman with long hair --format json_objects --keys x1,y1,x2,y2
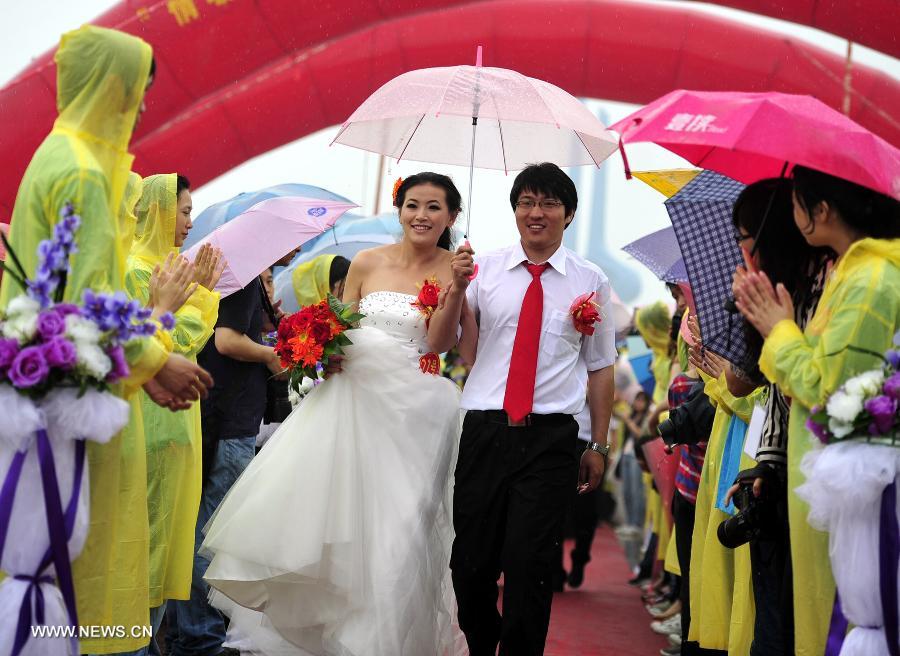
[
  {"x1": 201, "y1": 172, "x2": 475, "y2": 656},
  {"x1": 734, "y1": 166, "x2": 900, "y2": 655}
]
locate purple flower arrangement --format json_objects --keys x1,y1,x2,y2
[
  {"x1": 806, "y1": 330, "x2": 900, "y2": 445},
  {"x1": 0, "y1": 202, "x2": 174, "y2": 397}
]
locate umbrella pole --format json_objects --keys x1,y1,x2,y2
[
  {"x1": 465, "y1": 116, "x2": 478, "y2": 239},
  {"x1": 465, "y1": 44, "x2": 483, "y2": 241}
]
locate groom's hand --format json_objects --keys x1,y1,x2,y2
[{"x1": 577, "y1": 450, "x2": 605, "y2": 495}]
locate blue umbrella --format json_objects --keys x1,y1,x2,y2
[
  {"x1": 183, "y1": 183, "x2": 354, "y2": 249},
  {"x1": 274, "y1": 212, "x2": 404, "y2": 313},
  {"x1": 622, "y1": 226, "x2": 688, "y2": 284},
  {"x1": 665, "y1": 170, "x2": 750, "y2": 369}
]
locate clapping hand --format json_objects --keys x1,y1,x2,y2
[
  {"x1": 149, "y1": 253, "x2": 197, "y2": 315},
  {"x1": 686, "y1": 314, "x2": 728, "y2": 379},
  {"x1": 193, "y1": 244, "x2": 226, "y2": 291}
]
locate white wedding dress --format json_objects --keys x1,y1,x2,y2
[{"x1": 201, "y1": 292, "x2": 465, "y2": 656}]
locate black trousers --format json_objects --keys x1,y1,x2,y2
[
  {"x1": 749, "y1": 488, "x2": 794, "y2": 656},
  {"x1": 555, "y1": 442, "x2": 601, "y2": 583},
  {"x1": 450, "y1": 410, "x2": 579, "y2": 656}
]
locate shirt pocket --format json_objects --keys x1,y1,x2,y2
[{"x1": 541, "y1": 309, "x2": 582, "y2": 360}]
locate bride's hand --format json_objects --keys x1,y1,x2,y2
[
  {"x1": 324, "y1": 355, "x2": 343, "y2": 378},
  {"x1": 450, "y1": 243, "x2": 475, "y2": 290}
]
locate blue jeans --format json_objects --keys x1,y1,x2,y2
[{"x1": 166, "y1": 436, "x2": 256, "y2": 656}]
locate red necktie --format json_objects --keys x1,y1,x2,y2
[{"x1": 503, "y1": 262, "x2": 549, "y2": 422}]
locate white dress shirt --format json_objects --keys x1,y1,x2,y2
[{"x1": 461, "y1": 242, "x2": 617, "y2": 416}]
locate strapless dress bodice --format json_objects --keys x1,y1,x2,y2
[{"x1": 358, "y1": 291, "x2": 433, "y2": 369}]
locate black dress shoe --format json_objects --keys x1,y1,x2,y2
[
  {"x1": 567, "y1": 560, "x2": 586, "y2": 588},
  {"x1": 628, "y1": 573, "x2": 650, "y2": 586}
]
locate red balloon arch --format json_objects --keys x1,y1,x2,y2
[{"x1": 1, "y1": 0, "x2": 897, "y2": 216}]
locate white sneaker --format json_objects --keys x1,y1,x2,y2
[
  {"x1": 645, "y1": 601, "x2": 671, "y2": 616},
  {"x1": 668, "y1": 632, "x2": 682, "y2": 646},
  {"x1": 651, "y1": 614, "x2": 681, "y2": 635}
]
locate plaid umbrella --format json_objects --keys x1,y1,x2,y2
[
  {"x1": 622, "y1": 226, "x2": 687, "y2": 284},
  {"x1": 665, "y1": 170, "x2": 750, "y2": 368}
]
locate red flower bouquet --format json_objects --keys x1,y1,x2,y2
[
  {"x1": 274, "y1": 294, "x2": 364, "y2": 393},
  {"x1": 570, "y1": 291, "x2": 602, "y2": 336}
]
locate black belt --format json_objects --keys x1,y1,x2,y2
[{"x1": 473, "y1": 409, "x2": 572, "y2": 427}]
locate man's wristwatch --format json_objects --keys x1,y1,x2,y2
[{"x1": 585, "y1": 442, "x2": 610, "y2": 457}]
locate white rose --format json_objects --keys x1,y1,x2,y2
[
  {"x1": 2, "y1": 313, "x2": 37, "y2": 342},
  {"x1": 844, "y1": 370, "x2": 884, "y2": 398},
  {"x1": 828, "y1": 417, "x2": 855, "y2": 439},
  {"x1": 65, "y1": 314, "x2": 101, "y2": 345},
  {"x1": 6, "y1": 295, "x2": 40, "y2": 319},
  {"x1": 826, "y1": 390, "x2": 864, "y2": 423},
  {"x1": 77, "y1": 342, "x2": 111, "y2": 380}
]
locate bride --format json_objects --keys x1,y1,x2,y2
[{"x1": 200, "y1": 172, "x2": 476, "y2": 656}]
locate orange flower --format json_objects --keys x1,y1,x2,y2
[
  {"x1": 288, "y1": 333, "x2": 324, "y2": 367},
  {"x1": 392, "y1": 177, "x2": 404, "y2": 204}
]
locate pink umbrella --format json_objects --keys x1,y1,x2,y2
[
  {"x1": 611, "y1": 90, "x2": 900, "y2": 201},
  {"x1": 332, "y1": 47, "x2": 618, "y2": 237},
  {"x1": 184, "y1": 196, "x2": 357, "y2": 297}
]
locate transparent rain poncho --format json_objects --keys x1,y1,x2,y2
[
  {"x1": 126, "y1": 173, "x2": 219, "y2": 607},
  {"x1": 760, "y1": 237, "x2": 900, "y2": 656},
  {"x1": 0, "y1": 25, "x2": 176, "y2": 653}
]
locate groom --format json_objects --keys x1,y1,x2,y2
[{"x1": 452, "y1": 162, "x2": 616, "y2": 655}]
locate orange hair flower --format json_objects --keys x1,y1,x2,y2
[{"x1": 392, "y1": 177, "x2": 404, "y2": 204}]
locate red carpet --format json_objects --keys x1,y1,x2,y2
[{"x1": 544, "y1": 526, "x2": 669, "y2": 655}]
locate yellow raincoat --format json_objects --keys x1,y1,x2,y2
[
  {"x1": 635, "y1": 301, "x2": 674, "y2": 405},
  {"x1": 687, "y1": 374, "x2": 760, "y2": 653},
  {"x1": 0, "y1": 26, "x2": 172, "y2": 653},
  {"x1": 292, "y1": 254, "x2": 336, "y2": 307},
  {"x1": 759, "y1": 237, "x2": 900, "y2": 656},
  {"x1": 635, "y1": 302, "x2": 674, "y2": 560},
  {"x1": 125, "y1": 174, "x2": 219, "y2": 607}
]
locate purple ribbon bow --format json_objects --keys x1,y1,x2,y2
[{"x1": 0, "y1": 432, "x2": 85, "y2": 656}]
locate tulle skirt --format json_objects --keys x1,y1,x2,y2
[
  {"x1": 796, "y1": 440, "x2": 900, "y2": 656},
  {"x1": 201, "y1": 327, "x2": 465, "y2": 656}
]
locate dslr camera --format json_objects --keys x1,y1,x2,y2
[
  {"x1": 717, "y1": 469, "x2": 779, "y2": 549},
  {"x1": 657, "y1": 381, "x2": 715, "y2": 448}
]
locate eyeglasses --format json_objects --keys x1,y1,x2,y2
[
  {"x1": 515, "y1": 199, "x2": 564, "y2": 211},
  {"x1": 734, "y1": 233, "x2": 753, "y2": 245}
]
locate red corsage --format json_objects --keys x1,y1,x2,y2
[
  {"x1": 419, "y1": 352, "x2": 440, "y2": 375},
  {"x1": 411, "y1": 276, "x2": 441, "y2": 326},
  {"x1": 570, "y1": 291, "x2": 601, "y2": 336}
]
